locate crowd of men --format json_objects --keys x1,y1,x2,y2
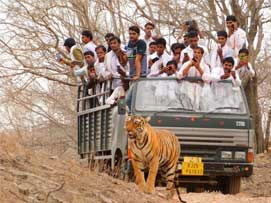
[{"x1": 57, "y1": 15, "x2": 255, "y2": 107}]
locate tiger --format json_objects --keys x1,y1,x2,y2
[{"x1": 125, "y1": 115, "x2": 180, "y2": 198}]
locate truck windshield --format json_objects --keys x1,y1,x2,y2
[{"x1": 134, "y1": 79, "x2": 247, "y2": 114}]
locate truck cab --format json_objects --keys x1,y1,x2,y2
[{"x1": 77, "y1": 77, "x2": 254, "y2": 194}]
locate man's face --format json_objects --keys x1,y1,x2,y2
[
  {"x1": 149, "y1": 44, "x2": 157, "y2": 54},
  {"x1": 173, "y1": 48, "x2": 182, "y2": 57},
  {"x1": 217, "y1": 36, "x2": 227, "y2": 46},
  {"x1": 193, "y1": 48, "x2": 203, "y2": 60},
  {"x1": 144, "y1": 25, "x2": 154, "y2": 37},
  {"x1": 183, "y1": 36, "x2": 189, "y2": 46},
  {"x1": 84, "y1": 54, "x2": 95, "y2": 66},
  {"x1": 109, "y1": 39, "x2": 120, "y2": 52},
  {"x1": 64, "y1": 46, "x2": 70, "y2": 53},
  {"x1": 166, "y1": 64, "x2": 177, "y2": 76},
  {"x1": 226, "y1": 20, "x2": 234, "y2": 30},
  {"x1": 189, "y1": 37, "x2": 198, "y2": 49},
  {"x1": 156, "y1": 44, "x2": 165, "y2": 56},
  {"x1": 96, "y1": 48, "x2": 106, "y2": 61},
  {"x1": 81, "y1": 35, "x2": 90, "y2": 44},
  {"x1": 223, "y1": 61, "x2": 233, "y2": 73},
  {"x1": 129, "y1": 30, "x2": 139, "y2": 42}
]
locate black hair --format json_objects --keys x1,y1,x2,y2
[
  {"x1": 129, "y1": 25, "x2": 140, "y2": 34},
  {"x1": 166, "y1": 60, "x2": 177, "y2": 68},
  {"x1": 105, "y1": 33, "x2": 115, "y2": 39},
  {"x1": 226, "y1": 15, "x2": 237, "y2": 22},
  {"x1": 144, "y1": 22, "x2": 155, "y2": 28},
  {"x1": 155, "y1": 37, "x2": 166, "y2": 47},
  {"x1": 239, "y1": 48, "x2": 249, "y2": 55},
  {"x1": 183, "y1": 33, "x2": 189, "y2": 38},
  {"x1": 84, "y1": 50, "x2": 95, "y2": 57},
  {"x1": 223, "y1": 57, "x2": 235, "y2": 66},
  {"x1": 188, "y1": 31, "x2": 198, "y2": 38},
  {"x1": 194, "y1": 46, "x2": 204, "y2": 54},
  {"x1": 81, "y1": 30, "x2": 93, "y2": 40},
  {"x1": 171, "y1": 43, "x2": 186, "y2": 53},
  {"x1": 217, "y1": 30, "x2": 228, "y2": 38},
  {"x1": 109, "y1": 36, "x2": 121, "y2": 44},
  {"x1": 95, "y1": 45, "x2": 106, "y2": 53},
  {"x1": 149, "y1": 41, "x2": 157, "y2": 47},
  {"x1": 63, "y1": 38, "x2": 76, "y2": 48}
]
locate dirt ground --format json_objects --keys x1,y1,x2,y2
[{"x1": 0, "y1": 135, "x2": 271, "y2": 203}]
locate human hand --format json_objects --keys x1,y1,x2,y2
[{"x1": 132, "y1": 75, "x2": 140, "y2": 81}]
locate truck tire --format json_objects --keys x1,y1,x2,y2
[{"x1": 223, "y1": 176, "x2": 241, "y2": 194}]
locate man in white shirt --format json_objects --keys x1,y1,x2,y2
[
  {"x1": 105, "y1": 36, "x2": 128, "y2": 90},
  {"x1": 225, "y1": 15, "x2": 248, "y2": 57},
  {"x1": 210, "y1": 30, "x2": 235, "y2": 71},
  {"x1": 211, "y1": 56, "x2": 241, "y2": 87},
  {"x1": 81, "y1": 30, "x2": 97, "y2": 59},
  {"x1": 180, "y1": 31, "x2": 210, "y2": 67},
  {"x1": 94, "y1": 45, "x2": 108, "y2": 80},
  {"x1": 143, "y1": 22, "x2": 158, "y2": 52},
  {"x1": 234, "y1": 48, "x2": 255, "y2": 87},
  {"x1": 178, "y1": 46, "x2": 210, "y2": 110},
  {"x1": 171, "y1": 43, "x2": 186, "y2": 71},
  {"x1": 148, "y1": 38, "x2": 171, "y2": 77},
  {"x1": 178, "y1": 46, "x2": 210, "y2": 82},
  {"x1": 148, "y1": 60, "x2": 178, "y2": 78}
]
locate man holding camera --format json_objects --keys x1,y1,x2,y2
[
  {"x1": 104, "y1": 36, "x2": 128, "y2": 91},
  {"x1": 180, "y1": 31, "x2": 210, "y2": 67},
  {"x1": 211, "y1": 56, "x2": 241, "y2": 87},
  {"x1": 225, "y1": 15, "x2": 247, "y2": 57},
  {"x1": 147, "y1": 38, "x2": 171, "y2": 77},
  {"x1": 210, "y1": 30, "x2": 235, "y2": 71},
  {"x1": 178, "y1": 46, "x2": 210, "y2": 82}
]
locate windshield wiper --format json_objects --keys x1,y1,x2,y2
[
  {"x1": 206, "y1": 106, "x2": 240, "y2": 114},
  {"x1": 167, "y1": 107, "x2": 195, "y2": 112}
]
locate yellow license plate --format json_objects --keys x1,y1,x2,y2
[{"x1": 182, "y1": 157, "x2": 204, "y2": 176}]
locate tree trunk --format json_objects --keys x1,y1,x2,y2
[
  {"x1": 245, "y1": 77, "x2": 264, "y2": 153},
  {"x1": 265, "y1": 109, "x2": 271, "y2": 151}
]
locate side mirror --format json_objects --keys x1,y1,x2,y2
[{"x1": 118, "y1": 96, "x2": 126, "y2": 115}]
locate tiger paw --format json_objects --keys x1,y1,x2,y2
[
  {"x1": 138, "y1": 183, "x2": 145, "y2": 192},
  {"x1": 143, "y1": 185, "x2": 155, "y2": 194}
]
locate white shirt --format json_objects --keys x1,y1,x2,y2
[
  {"x1": 94, "y1": 61, "x2": 109, "y2": 78},
  {"x1": 180, "y1": 45, "x2": 210, "y2": 66},
  {"x1": 227, "y1": 28, "x2": 248, "y2": 57},
  {"x1": 147, "y1": 51, "x2": 171, "y2": 77},
  {"x1": 105, "y1": 50, "x2": 127, "y2": 89},
  {"x1": 178, "y1": 59, "x2": 211, "y2": 82},
  {"x1": 210, "y1": 44, "x2": 235, "y2": 70},
  {"x1": 83, "y1": 41, "x2": 97, "y2": 59},
  {"x1": 211, "y1": 68, "x2": 241, "y2": 87}
]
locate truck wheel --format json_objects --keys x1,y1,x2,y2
[{"x1": 223, "y1": 176, "x2": 241, "y2": 194}]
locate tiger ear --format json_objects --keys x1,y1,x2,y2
[{"x1": 144, "y1": 116, "x2": 151, "y2": 123}]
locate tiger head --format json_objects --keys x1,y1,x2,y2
[{"x1": 125, "y1": 115, "x2": 151, "y2": 140}]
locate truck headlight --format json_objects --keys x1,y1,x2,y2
[
  {"x1": 221, "y1": 151, "x2": 232, "y2": 159},
  {"x1": 235, "y1": 151, "x2": 246, "y2": 160}
]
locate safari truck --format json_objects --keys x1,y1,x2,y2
[{"x1": 77, "y1": 77, "x2": 254, "y2": 194}]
